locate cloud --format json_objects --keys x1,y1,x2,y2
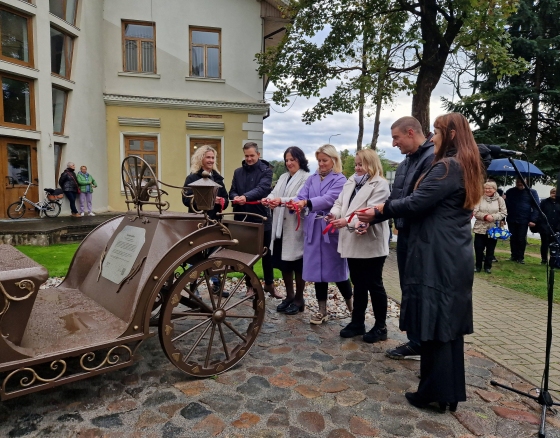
[{"x1": 263, "y1": 79, "x2": 454, "y2": 169}]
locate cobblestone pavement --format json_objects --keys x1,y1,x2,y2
[
  {"x1": 383, "y1": 252, "x2": 560, "y2": 398},
  {"x1": 2, "y1": 261, "x2": 560, "y2": 437}
]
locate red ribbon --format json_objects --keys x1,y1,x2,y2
[
  {"x1": 284, "y1": 200, "x2": 301, "y2": 231},
  {"x1": 323, "y1": 208, "x2": 369, "y2": 235},
  {"x1": 232, "y1": 200, "x2": 262, "y2": 205}
]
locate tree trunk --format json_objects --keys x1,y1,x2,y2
[
  {"x1": 371, "y1": 47, "x2": 392, "y2": 149},
  {"x1": 357, "y1": 39, "x2": 367, "y2": 150}
]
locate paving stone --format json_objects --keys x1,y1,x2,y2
[
  {"x1": 466, "y1": 375, "x2": 489, "y2": 390},
  {"x1": 173, "y1": 380, "x2": 206, "y2": 396},
  {"x1": 322, "y1": 363, "x2": 339, "y2": 372},
  {"x1": 98, "y1": 383, "x2": 125, "y2": 399},
  {"x1": 267, "y1": 386, "x2": 292, "y2": 402},
  {"x1": 340, "y1": 342, "x2": 360, "y2": 351},
  {"x1": 385, "y1": 379, "x2": 414, "y2": 392},
  {"x1": 268, "y1": 358, "x2": 292, "y2": 366},
  {"x1": 365, "y1": 386, "x2": 390, "y2": 401},
  {"x1": 246, "y1": 366, "x2": 276, "y2": 376},
  {"x1": 125, "y1": 387, "x2": 144, "y2": 398},
  {"x1": 311, "y1": 352, "x2": 333, "y2": 362},
  {"x1": 353, "y1": 400, "x2": 383, "y2": 422},
  {"x1": 327, "y1": 405, "x2": 352, "y2": 426},
  {"x1": 492, "y1": 406, "x2": 540, "y2": 425},
  {"x1": 466, "y1": 366, "x2": 493, "y2": 378},
  {"x1": 161, "y1": 422, "x2": 186, "y2": 438},
  {"x1": 57, "y1": 412, "x2": 83, "y2": 422},
  {"x1": 346, "y1": 352, "x2": 371, "y2": 362},
  {"x1": 384, "y1": 408, "x2": 420, "y2": 419},
  {"x1": 292, "y1": 370, "x2": 323, "y2": 382},
  {"x1": 269, "y1": 373, "x2": 297, "y2": 388},
  {"x1": 199, "y1": 393, "x2": 243, "y2": 416},
  {"x1": 287, "y1": 399, "x2": 311, "y2": 409},
  {"x1": 232, "y1": 412, "x2": 260, "y2": 428},
  {"x1": 267, "y1": 407, "x2": 289, "y2": 428},
  {"x1": 245, "y1": 430, "x2": 283, "y2": 438},
  {"x1": 474, "y1": 389, "x2": 503, "y2": 403},
  {"x1": 90, "y1": 414, "x2": 123, "y2": 428},
  {"x1": 288, "y1": 426, "x2": 316, "y2": 438},
  {"x1": 335, "y1": 390, "x2": 366, "y2": 406},
  {"x1": 106, "y1": 398, "x2": 138, "y2": 413},
  {"x1": 330, "y1": 370, "x2": 353, "y2": 378},
  {"x1": 143, "y1": 391, "x2": 177, "y2": 407},
  {"x1": 319, "y1": 379, "x2": 350, "y2": 393},
  {"x1": 349, "y1": 416, "x2": 380, "y2": 436},
  {"x1": 500, "y1": 400, "x2": 530, "y2": 410},
  {"x1": 453, "y1": 411, "x2": 493, "y2": 436},
  {"x1": 237, "y1": 376, "x2": 271, "y2": 395},
  {"x1": 467, "y1": 357, "x2": 496, "y2": 368},
  {"x1": 159, "y1": 403, "x2": 185, "y2": 418},
  {"x1": 297, "y1": 411, "x2": 325, "y2": 433},
  {"x1": 268, "y1": 346, "x2": 292, "y2": 354},
  {"x1": 341, "y1": 362, "x2": 365, "y2": 373},
  {"x1": 495, "y1": 418, "x2": 538, "y2": 437},
  {"x1": 416, "y1": 419, "x2": 455, "y2": 437},
  {"x1": 135, "y1": 410, "x2": 167, "y2": 429},
  {"x1": 381, "y1": 419, "x2": 415, "y2": 436},
  {"x1": 140, "y1": 370, "x2": 165, "y2": 381},
  {"x1": 192, "y1": 413, "x2": 225, "y2": 436},
  {"x1": 245, "y1": 399, "x2": 276, "y2": 415},
  {"x1": 180, "y1": 402, "x2": 212, "y2": 420},
  {"x1": 76, "y1": 428, "x2": 104, "y2": 438},
  {"x1": 327, "y1": 429, "x2": 356, "y2": 438},
  {"x1": 294, "y1": 385, "x2": 322, "y2": 399}
]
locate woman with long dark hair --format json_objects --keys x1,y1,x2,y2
[
  {"x1": 262, "y1": 147, "x2": 310, "y2": 315},
  {"x1": 375, "y1": 113, "x2": 484, "y2": 412}
]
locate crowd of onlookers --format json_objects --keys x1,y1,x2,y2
[{"x1": 473, "y1": 177, "x2": 559, "y2": 273}]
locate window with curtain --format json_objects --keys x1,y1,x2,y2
[
  {"x1": 190, "y1": 28, "x2": 220, "y2": 78},
  {"x1": 0, "y1": 7, "x2": 32, "y2": 66},
  {"x1": 122, "y1": 21, "x2": 156, "y2": 73},
  {"x1": 50, "y1": 27, "x2": 73, "y2": 78},
  {"x1": 52, "y1": 87, "x2": 67, "y2": 134},
  {"x1": 49, "y1": 0, "x2": 78, "y2": 26},
  {"x1": 1, "y1": 74, "x2": 34, "y2": 129}
]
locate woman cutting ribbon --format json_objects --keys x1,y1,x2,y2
[
  {"x1": 290, "y1": 144, "x2": 352, "y2": 325},
  {"x1": 262, "y1": 147, "x2": 310, "y2": 315},
  {"x1": 328, "y1": 149, "x2": 390, "y2": 343}
]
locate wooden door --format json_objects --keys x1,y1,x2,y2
[
  {"x1": 189, "y1": 138, "x2": 221, "y2": 173},
  {"x1": 0, "y1": 137, "x2": 38, "y2": 218}
]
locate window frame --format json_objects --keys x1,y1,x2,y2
[
  {"x1": 0, "y1": 6, "x2": 34, "y2": 68},
  {"x1": 50, "y1": 25, "x2": 74, "y2": 79},
  {"x1": 189, "y1": 26, "x2": 221, "y2": 79},
  {"x1": 52, "y1": 86, "x2": 68, "y2": 135},
  {"x1": 54, "y1": 142, "x2": 64, "y2": 186},
  {"x1": 124, "y1": 135, "x2": 158, "y2": 177},
  {"x1": 121, "y1": 20, "x2": 157, "y2": 74},
  {"x1": 0, "y1": 72, "x2": 35, "y2": 130},
  {"x1": 49, "y1": 0, "x2": 79, "y2": 26}
]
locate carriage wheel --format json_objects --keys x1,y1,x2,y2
[{"x1": 158, "y1": 257, "x2": 265, "y2": 376}]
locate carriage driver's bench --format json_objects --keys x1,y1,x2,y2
[{"x1": 0, "y1": 156, "x2": 267, "y2": 400}]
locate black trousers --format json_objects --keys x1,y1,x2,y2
[
  {"x1": 473, "y1": 233, "x2": 498, "y2": 270},
  {"x1": 541, "y1": 232, "x2": 552, "y2": 262},
  {"x1": 396, "y1": 232, "x2": 421, "y2": 349},
  {"x1": 64, "y1": 191, "x2": 78, "y2": 214},
  {"x1": 315, "y1": 279, "x2": 352, "y2": 301},
  {"x1": 509, "y1": 222, "x2": 529, "y2": 261},
  {"x1": 348, "y1": 256, "x2": 387, "y2": 327},
  {"x1": 417, "y1": 337, "x2": 466, "y2": 403}
]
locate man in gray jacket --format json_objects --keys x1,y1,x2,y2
[{"x1": 357, "y1": 116, "x2": 434, "y2": 360}]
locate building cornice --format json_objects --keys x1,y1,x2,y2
[{"x1": 104, "y1": 94, "x2": 269, "y2": 115}]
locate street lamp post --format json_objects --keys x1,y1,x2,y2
[{"x1": 328, "y1": 133, "x2": 341, "y2": 144}]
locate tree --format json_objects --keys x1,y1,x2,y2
[
  {"x1": 268, "y1": 160, "x2": 287, "y2": 184},
  {"x1": 258, "y1": 0, "x2": 523, "y2": 135},
  {"x1": 447, "y1": 0, "x2": 560, "y2": 178}
]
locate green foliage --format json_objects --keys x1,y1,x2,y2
[
  {"x1": 342, "y1": 153, "x2": 355, "y2": 178},
  {"x1": 269, "y1": 160, "x2": 287, "y2": 184},
  {"x1": 340, "y1": 148, "x2": 396, "y2": 178}
]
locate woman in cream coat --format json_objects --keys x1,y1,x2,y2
[
  {"x1": 262, "y1": 147, "x2": 310, "y2": 315},
  {"x1": 329, "y1": 149, "x2": 390, "y2": 343}
]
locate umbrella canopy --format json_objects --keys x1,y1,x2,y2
[{"x1": 486, "y1": 158, "x2": 544, "y2": 178}]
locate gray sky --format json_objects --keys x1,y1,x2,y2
[{"x1": 262, "y1": 80, "x2": 454, "y2": 171}]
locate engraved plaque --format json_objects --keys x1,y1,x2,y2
[{"x1": 101, "y1": 226, "x2": 146, "y2": 284}]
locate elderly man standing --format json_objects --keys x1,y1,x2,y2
[
  {"x1": 357, "y1": 116, "x2": 434, "y2": 360},
  {"x1": 505, "y1": 178, "x2": 539, "y2": 264},
  {"x1": 229, "y1": 142, "x2": 282, "y2": 298}
]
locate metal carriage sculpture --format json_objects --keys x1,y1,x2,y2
[{"x1": 0, "y1": 156, "x2": 266, "y2": 400}]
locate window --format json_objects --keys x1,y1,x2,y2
[
  {"x1": 0, "y1": 7, "x2": 33, "y2": 66},
  {"x1": 125, "y1": 136, "x2": 158, "y2": 177},
  {"x1": 50, "y1": 27, "x2": 73, "y2": 78},
  {"x1": 8, "y1": 143, "x2": 31, "y2": 185},
  {"x1": 190, "y1": 28, "x2": 220, "y2": 78},
  {"x1": 49, "y1": 0, "x2": 78, "y2": 26},
  {"x1": 54, "y1": 142, "x2": 64, "y2": 184},
  {"x1": 1, "y1": 74, "x2": 34, "y2": 129},
  {"x1": 122, "y1": 21, "x2": 156, "y2": 73},
  {"x1": 52, "y1": 86, "x2": 67, "y2": 134}
]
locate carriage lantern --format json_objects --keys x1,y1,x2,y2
[{"x1": 187, "y1": 171, "x2": 221, "y2": 211}]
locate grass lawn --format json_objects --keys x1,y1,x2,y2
[
  {"x1": 15, "y1": 243, "x2": 282, "y2": 280},
  {"x1": 478, "y1": 236, "x2": 557, "y2": 302}
]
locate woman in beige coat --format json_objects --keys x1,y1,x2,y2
[
  {"x1": 473, "y1": 180, "x2": 507, "y2": 273},
  {"x1": 328, "y1": 149, "x2": 390, "y2": 343},
  {"x1": 263, "y1": 147, "x2": 310, "y2": 315}
]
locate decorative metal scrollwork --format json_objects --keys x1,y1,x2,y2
[
  {"x1": 2, "y1": 360, "x2": 67, "y2": 393},
  {"x1": 80, "y1": 345, "x2": 133, "y2": 371},
  {"x1": 0, "y1": 280, "x2": 36, "y2": 318}
]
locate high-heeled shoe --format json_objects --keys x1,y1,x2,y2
[
  {"x1": 284, "y1": 300, "x2": 305, "y2": 315},
  {"x1": 406, "y1": 392, "x2": 449, "y2": 413},
  {"x1": 276, "y1": 299, "x2": 293, "y2": 312},
  {"x1": 263, "y1": 283, "x2": 283, "y2": 299},
  {"x1": 438, "y1": 402, "x2": 458, "y2": 412}
]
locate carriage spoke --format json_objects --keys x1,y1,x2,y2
[
  {"x1": 218, "y1": 323, "x2": 231, "y2": 361},
  {"x1": 204, "y1": 324, "x2": 217, "y2": 368},
  {"x1": 204, "y1": 271, "x2": 218, "y2": 310},
  {"x1": 224, "y1": 294, "x2": 255, "y2": 312},
  {"x1": 224, "y1": 314, "x2": 258, "y2": 319},
  {"x1": 171, "y1": 317, "x2": 211, "y2": 342},
  {"x1": 180, "y1": 319, "x2": 213, "y2": 364},
  {"x1": 220, "y1": 274, "x2": 246, "y2": 308},
  {"x1": 222, "y1": 320, "x2": 248, "y2": 343}
]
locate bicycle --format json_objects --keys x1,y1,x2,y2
[{"x1": 6, "y1": 181, "x2": 63, "y2": 219}]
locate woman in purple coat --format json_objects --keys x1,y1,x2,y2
[{"x1": 290, "y1": 144, "x2": 352, "y2": 325}]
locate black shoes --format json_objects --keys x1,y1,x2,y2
[
  {"x1": 484, "y1": 269, "x2": 491, "y2": 274},
  {"x1": 363, "y1": 326, "x2": 388, "y2": 343},
  {"x1": 276, "y1": 299, "x2": 292, "y2": 312},
  {"x1": 541, "y1": 260, "x2": 548, "y2": 265},
  {"x1": 517, "y1": 259, "x2": 525, "y2": 264},
  {"x1": 405, "y1": 392, "x2": 458, "y2": 413},
  {"x1": 474, "y1": 267, "x2": 481, "y2": 273},
  {"x1": 509, "y1": 257, "x2": 517, "y2": 262},
  {"x1": 340, "y1": 322, "x2": 366, "y2": 338},
  {"x1": 277, "y1": 299, "x2": 305, "y2": 315},
  {"x1": 386, "y1": 342, "x2": 421, "y2": 360}
]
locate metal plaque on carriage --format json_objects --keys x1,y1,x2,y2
[{"x1": 101, "y1": 225, "x2": 146, "y2": 284}]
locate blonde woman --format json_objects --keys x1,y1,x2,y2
[
  {"x1": 473, "y1": 180, "x2": 507, "y2": 273},
  {"x1": 328, "y1": 149, "x2": 390, "y2": 342},
  {"x1": 290, "y1": 144, "x2": 351, "y2": 324},
  {"x1": 182, "y1": 145, "x2": 228, "y2": 219}
]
